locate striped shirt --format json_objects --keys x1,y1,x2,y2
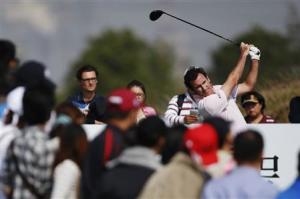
[{"x1": 164, "y1": 92, "x2": 199, "y2": 126}]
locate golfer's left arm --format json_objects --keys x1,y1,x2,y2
[{"x1": 238, "y1": 46, "x2": 260, "y2": 96}]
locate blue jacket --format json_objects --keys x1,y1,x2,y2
[
  {"x1": 68, "y1": 92, "x2": 98, "y2": 112},
  {"x1": 277, "y1": 177, "x2": 300, "y2": 199}
]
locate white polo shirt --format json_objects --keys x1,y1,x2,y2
[{"x1": 198, "y1": 85, "x2": 246, "y2": 134}]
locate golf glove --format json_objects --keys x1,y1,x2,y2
[{"x1": 249, "y1": 46, "x2": 261, "y2": 60}]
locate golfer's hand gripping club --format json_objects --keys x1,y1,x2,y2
[{"x1": 249, "y1": 46, "x2": 261, "y2": 60}]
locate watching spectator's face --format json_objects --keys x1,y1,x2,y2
[
  {"x1": 191, "y1": 73, "x2": 214, "y2": 97},
  {"x1": 130, "y1": 86, "x2": 145, "y2": 104},
  {"x1": 243, "y1": 102, "x2": 262, "y2": 117},
  {"x1": 79, "y1": 71, "x2": 97, "y2": 92}
]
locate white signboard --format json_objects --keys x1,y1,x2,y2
[
  {"x1": 82, "y1": 124, "x2": 106, "y2": 141},
  {"x1": 248, "y1": 124, "x2": 300, "y2": 190}
]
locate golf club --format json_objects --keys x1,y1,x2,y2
[{"x1": 150, "y1": 10, "x2": 239, "y2": 47}]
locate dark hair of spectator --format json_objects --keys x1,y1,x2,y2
[
  {"x1": 76, "y1": 65, "x2": 98, "y2": 80},
  {"x1": 56, "y1": 102, "x2": 84, "y2": 124},
  {"x1": 288, "y1": 96, "x2": 300, "y2": 123},
  {"x1": 0, "y1": 39, "x2": 16, "y2": 65},
  {"x1": 54, "y1": 124, "x2": 88, "y2": 169},
  {"x1": 49, "y1": 102, "x2": 85, "y2": 138},
  {"x1": 136, "y1": 116, "x2": 167, "y2": 148},
  {"x1": 127, "y1": 80, "x2": 146, "y2": 98},
  {"x1": 123, "y1": 126, "x2": 138, "y2": 147},
  {"x1": 161, "y1": 124, "x2": 187, "y2": 164},
  {"x1": 241, "y1": 91, "x2": 266, "y2": 112},
  {"x1": 184, "y1": 66, "x2": 208, "y2": 90},
  {"x1": 14, "y1": 60, "x2": 56, "y2": 90},
  {"x1": 0, "y1": 81, "x2": 10, "y2": 96},
  {"x1": 0, "y1": 40, "x2": 17, "y2": 92},
  {"x1": 22, "y1": 80, "x2": 55, "y2": 125},
  {"x1": 203, "y1": 117, "x2": 231, "y2": 149},
  {"x1": 233, "y1": 129, "x2": 264, "y2": 164},
  {"x1": 298, "y1": 151, "x2": 300, "y2": 175}
]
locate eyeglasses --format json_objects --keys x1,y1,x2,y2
[
  {"x1": 81, "y1": 77, "x2": 97, "y2": 82},
  {"x1": 135, "y1": 93, "x2": 145, "y2": 97}
]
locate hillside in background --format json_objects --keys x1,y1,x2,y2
[
  {"x1": 210, "y1": 10, "x2": 300, "y2": 123},
  {"x1": 236, "y1": 69, "x2": 300, "y2": 123},
  {"x1": 257, "y1": 77, "x2": 300, "y2": 123}
]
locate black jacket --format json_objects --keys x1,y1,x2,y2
[
  {"x1": 94, "y1": 164, "x2": 154, "y2": 199},
  {"x1": 85, "y1": 95, "x2": 107, "y2": 124},
  {"x1": 81, "y1": 124, "x2": 125, "y2": 199},
  {"x1": 93, "y1": 146, "x2": 162, "y2": 199}
]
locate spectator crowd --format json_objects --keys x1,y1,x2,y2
[{"x1": 0, "y1": 39, "x2": 300, "y2": 199}]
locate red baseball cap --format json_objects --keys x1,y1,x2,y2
[
  {"x1": 107, "y1": 88, "x2": 142, "y2": 113},
  {"x1": 183, "y1": 124, "x2": 218, "y2": 166}
]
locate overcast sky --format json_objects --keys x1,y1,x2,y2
[{"x1": 1, "y1": 0, "x2": 299, "y2": 87}]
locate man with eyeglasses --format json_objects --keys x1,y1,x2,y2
[
  {"x1": 165, "y1": 42, "x2": 260, "y2": 134},
  {"x1": 68, "y1": 65, "x2": 104, "y2": 118}
]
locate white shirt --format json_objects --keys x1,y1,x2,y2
[
  {"x1": 198, "y1": 85, "x2": 246, "y2": 134},
  {"x1": 51, "y1": 159, "x2": 80, "y2": 199}
]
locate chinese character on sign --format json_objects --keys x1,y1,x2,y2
[{"x1": 261, "y1": 155, "x2": 279, "y2": 178}]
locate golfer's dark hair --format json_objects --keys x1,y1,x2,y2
[
  {"x1": 233, "y1": 129, "x2": 264, "y2": 164},
  {"x1": 184, "y1": 66, "x2": 207, "y2": 90},
  {"x1": 76, "y1": 65, "x2": 98, "y2": 80},
  {"x1": 241, "y1": 91, "x2": 266, "y2": 112},
  {"x1": 127, "y1": 80, "x2": 146, "y2": 99},
  {"x1": 136, "y1": 116, "x2": 167, "y2": 147}
]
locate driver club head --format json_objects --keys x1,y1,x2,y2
[{"x1": 149, "y1": 10, "x2": 164, "y2": 21}]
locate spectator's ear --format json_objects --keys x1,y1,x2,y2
[{"x1": 155, "y1": 137, "x2": 166, "y2": 154}]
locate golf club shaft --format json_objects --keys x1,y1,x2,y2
[{"x1": 163, "y1": 11, "x2": 240, "y2": 47}]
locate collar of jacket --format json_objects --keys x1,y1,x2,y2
[
  {"x1": 109, "y1": 146, "x2": 162, "y2": 170},
  {"x1": 170, "y1": 152, "x2": 205, "y2": 173}
]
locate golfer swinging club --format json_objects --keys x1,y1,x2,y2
[{"x1": 165, "y1": 42, "x2": 260, "y2": 134}]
